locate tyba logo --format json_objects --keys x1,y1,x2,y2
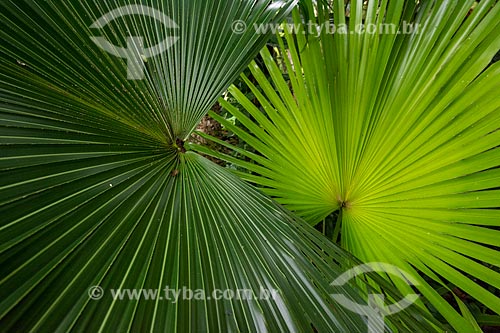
[
  {"x1": 90, "y1": 5, "x2": 179, "y2": 80},
  {"x1": 330, "y1": 262, "x2": 420, "y2": 333}
]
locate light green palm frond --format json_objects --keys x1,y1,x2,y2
[{"x1": 197, "y1": 0, "x2": 500, "y2": 331}]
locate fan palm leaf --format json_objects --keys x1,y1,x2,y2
[
  {"x1": 197, "y1": 0, "x2": 500, "y2": 331},
  {"x1": 0, "y1": 0, "x2": 441, "y2": 331}
]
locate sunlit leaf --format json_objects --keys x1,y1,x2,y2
[{"x1": 199, "y1": 1, "x2": 500, "y2": 331}]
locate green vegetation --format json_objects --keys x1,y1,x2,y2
[
  {"x1": 1, "y1": 0, "x2": 499, "y2": 332},
  {"x1": 199, "y1": 1, "x2": 500, "y2": 332}
]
